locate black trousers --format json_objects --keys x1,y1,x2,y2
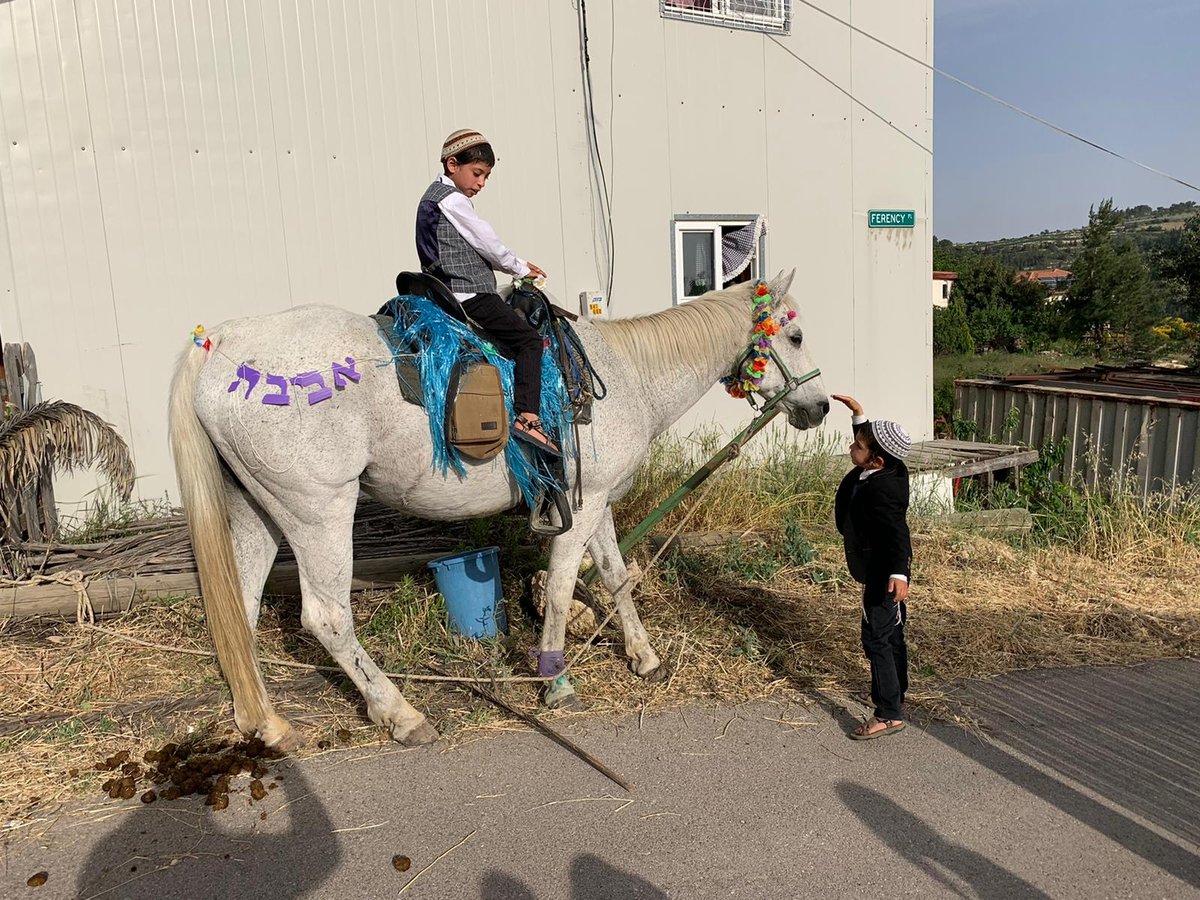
[
  {"x1": 462, "y1": 292, "x2": 544, "y2": 416},
  {"x1": 861, "y1": 584, "x2": 908, "y2": 721}
]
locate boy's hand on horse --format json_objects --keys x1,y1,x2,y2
[
  {"x1": 525, "y1": 262, "x2": 547, "y2": 279},
  {"x1": 831, "y1": 393, "x2": 864, "y2": 416}
]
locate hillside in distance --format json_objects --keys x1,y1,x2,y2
[{"x1": 947, "y1": 200, "x2": 1197, "y2": 271}]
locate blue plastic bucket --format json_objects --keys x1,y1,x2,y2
[{"x1": 427, "y1": 546, "x2": 508, "y2": 639}]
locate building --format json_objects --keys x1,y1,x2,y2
[
  {"x1": 0, "y1": 1, "x2": 934, "y2": 506},
  {"x1": 932, "y1": 271, "x2": 958, "y2": 308},
  {"x1": 1017, "y1": 267, "x2": 1072, "y2": 302}
]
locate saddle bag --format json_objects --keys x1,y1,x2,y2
[{"x1": 446, "y1": 359, "x2": 508, "y2": 461}]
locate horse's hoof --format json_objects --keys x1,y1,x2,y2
[
  {"x1": 395, "y1": 720, "x2": 440, "y2": 747},
  {"x1": 544, "y1": 674, "x2": 581, "y2": 710},
  {"x1": 637, "y1": 662, "x2": 672, "y2": 684},
  {"x1": 546, "y1": 691, "x2": 583, "y2": 711},
  {"x1": 261, "y1": 716, "x2": 303, "y2": 752}
]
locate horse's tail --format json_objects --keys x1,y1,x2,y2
[{"x1": 168, "y1": 338, "x2": 295, "y2": 748}]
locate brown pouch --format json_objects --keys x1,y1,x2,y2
[{"x1": 447, "y1": 360, "x2": 509, "y2": 461}]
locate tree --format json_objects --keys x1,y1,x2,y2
[
  {"x1": 1162, "y1": 212, "x2": 1200, "y2": 320},
  {"x1": 1063, "y1": 199, "x2": 1159, "y2": 355},
  {"x1": 933, "y1": 296, "x2": 974, "y2": 356}
]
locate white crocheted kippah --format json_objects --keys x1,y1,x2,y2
[
  {"x1": 440, "y1": 128, "x2": 489, "y2": 161},
  {"x1": 872, "y1": 420, "x2": 912, "y2": 460}
]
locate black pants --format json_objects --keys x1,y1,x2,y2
[
  {"x1": 462, "y1": 293, "x2": 544, "y2": 416},
  {"x1": 861, "y1": 586, "x2": 908, "y2": 721}
]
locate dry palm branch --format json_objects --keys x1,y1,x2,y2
[{"x1": 0, "y1": 400, "x2": 135, "y2": 516}]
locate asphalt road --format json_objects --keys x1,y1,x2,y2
[{"x1": 4, "y1": 658, "x2": 1198, "y2": 899}]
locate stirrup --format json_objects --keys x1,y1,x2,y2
[
  {"x1": 530, "y1": 487, "x2": 573, "y2": 536},
  {"x1": 513, "y1": 415, "x2": 562, "y2": 457}
]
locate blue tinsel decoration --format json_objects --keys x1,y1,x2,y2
[{"x1": 380, "y1": 295, "x2": 571, "y2": 507}]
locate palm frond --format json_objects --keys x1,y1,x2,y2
[{"x1": 0, "y1": 400, "x2": 135, "y2": 500}]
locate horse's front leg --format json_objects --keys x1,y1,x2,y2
[
  {"x1": 587, "y1": 505, "x2": 665, "y2": 681},
  {"x1": 536, "y1": 511, "x2": 605, "y2": 709}
]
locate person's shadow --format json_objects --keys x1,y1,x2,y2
[
  {"x1": 481, "y1": 852, "x2": 668, "y2": 899},
  {"x1": 76, "y1": 763, "x2": 339, "y2": 900},
  {"x1": 836, "y1": 781, "x2": 1050, "y2": 899}
]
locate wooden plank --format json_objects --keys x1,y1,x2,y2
[
  {"x1": 1, "y1": 552, "x2": 444, "y2": 618},
  {"x1": 937, "y1": 449, "x2": 1041, "y2": 478},
  {"x1": 931, "y1": 507, "x2": 1033, "y2": 534}
]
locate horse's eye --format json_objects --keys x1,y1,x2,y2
[{"x1": 789, "y1": 333, "x2": 803, "y2": 347}]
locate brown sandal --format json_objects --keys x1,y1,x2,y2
[
  {"x1": 849, "y1": 717, "x2": 905, "y2": 741},
  {"x1": 513, "y1": 415, "x2": 562, "y2": 457}
]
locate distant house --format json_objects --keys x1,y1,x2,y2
[
  {"x1": 1017, "y1": 268, "x2": 1072, "y2": 294},
  {"x1": 932, "y1": 271, "x2": 958, "y2": 308}
]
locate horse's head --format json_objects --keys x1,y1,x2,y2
[{"x1": 737, "y1": 269, "x2": 829, "y2": 429}]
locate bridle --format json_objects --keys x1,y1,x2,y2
[
  {"x1": 721, "y1": 281, "x2": 821, "y2": 411},
  {"x1": 727, "y1": 344, "x2": 821, "y2": 412}
]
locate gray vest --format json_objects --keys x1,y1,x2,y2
[{"x1": 415, "y1": 181, "x2": 498, "y2": 295}]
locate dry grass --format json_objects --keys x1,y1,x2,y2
[{"x1": 2, "y1": 432, "x2": 1199, "y2": 839}]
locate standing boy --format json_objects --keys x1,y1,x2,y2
[
  {"x1": 831, "y1": 393, "x2": 913, "y2": 740},
  {"x1": 415, "y1": 128, "x2": 559, "y2": 455}
]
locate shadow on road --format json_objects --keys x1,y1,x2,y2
[
  {"x1": 930, "y1": 718, "x2": 1200, "y2": 890},
  {"x1": 481, "y1": 852, "x2": 668, "y2": 899},
  {"x1": 836, "y1": 781, "x2": 1050, "y2": 899},
  {"x1": 75, "y1": 764, "x2": 339, "y2": 900}
]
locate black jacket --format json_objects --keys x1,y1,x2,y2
[{"x1": 835, "y1": 457, "x2": 912, "y2": 586}]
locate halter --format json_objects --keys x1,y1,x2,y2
[{"x1": 721, "y1": 281, "x2": 821, "y2": 410}]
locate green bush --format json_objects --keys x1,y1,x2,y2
[{"x1": 933, "y1": 298, "x2": 975, "y2": 356}]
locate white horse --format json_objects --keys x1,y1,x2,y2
[{"x1": 168, "y1": 271, "x2": 828, "y2": 749}]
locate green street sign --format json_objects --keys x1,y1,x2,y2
[{"x1": 868, "y1": 209, "x2": 915, "y2": 228}]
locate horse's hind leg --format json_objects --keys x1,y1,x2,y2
[
  {"x1": 587, "y1": 506, "x2": 664, "y2": 680},
  {"x1": 223, "y1": 473, "x2": 282, "y2": 629},
  {"x1": 287, "y1": 486, "x2": 439, "y2": 746}
]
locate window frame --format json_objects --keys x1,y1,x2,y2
[
  {"x1": 671, "y1": 214, "x2": 768, "y2": 306},
  {"x1": 660, "y1": 0, "x2": 791, "y2": 36}
]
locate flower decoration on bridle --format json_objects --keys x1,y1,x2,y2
[{"x1": 720, "y1": 281, "x2": 798, "y2": 399}]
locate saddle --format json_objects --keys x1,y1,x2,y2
[
  {"x1": 375, "y1": 273, "x2": 507, "y2": 461},
  {"x1": 375, "y1": 272, "x2": 579, "y2": 535}
]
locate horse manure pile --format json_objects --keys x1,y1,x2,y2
[{"x1": 94, "y1": 738, "x2": 286, "y2": 811}]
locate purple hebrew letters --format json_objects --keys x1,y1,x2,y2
[
  {"x1": 291, "y1": 371, "x2": 333, "y2": 405},
  {"x1": 262, "y1": 373, "x2": 291, "y2": 406},
  {"x1": 228, "y1": 364, "x2": 262, "y2": 398},
  {"x1": 232, "y1": 358, "x2": 358, "y2": 407},
  {"x1": 331, "y1": 356, "x2": 361, "y2": 389}
]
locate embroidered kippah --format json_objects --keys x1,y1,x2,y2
[
  {"x1": 440, "y1": 128, "x2": 489, "y2": 160},
  {"x1": 873, "y1": 420, "x2": 912, "y2": 460}
]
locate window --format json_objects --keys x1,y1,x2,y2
[
  {"x1": 661, "y1": 0, "x2": 790, "y2": 35},
  {"x1": 672, "y1": 215, "x2": 766, "y2": 304}
]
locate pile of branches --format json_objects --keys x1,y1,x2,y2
[{"x1": 0, "y1": 499, "x2": 470, "y2": 582}]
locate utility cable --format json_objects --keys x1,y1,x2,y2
[{"x1": 788, "y1": 0, "x2": 1200, "y2": 194}]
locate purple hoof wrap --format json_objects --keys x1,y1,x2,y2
[{"x1": 533, "y1": 650, "x2": 566, "y2": 678}]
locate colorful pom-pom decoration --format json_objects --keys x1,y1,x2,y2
[
  {"x1": 721, "y1": 281, "x2": 798, "y2": 400},
  {"x1": 192, "y1": 324, "x2": 211, "y2": 352}
]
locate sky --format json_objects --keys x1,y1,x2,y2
[{"x1": 933, "y1": 0, "x2": 1200, "y2": 242}]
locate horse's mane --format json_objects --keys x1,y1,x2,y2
[{"x1": 593, "y1": 282, "x2": 756, "y2": 377}]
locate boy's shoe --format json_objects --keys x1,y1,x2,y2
[
  {"x1": 513, "y1": 415, "x2": 562, "y2": 457},
  {"x1": 849, "y1": 717, "x2": 905, "y2": 741}
]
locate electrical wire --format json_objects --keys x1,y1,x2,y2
[
  {"x1": 789, "y1": 0, "x2": 1200, "y2": 194},
  {"x1": 577, "y1": 0, "x2": 617, "y2": 310},
  {"x1": 765, "y1": 36, "x2": 931, "y2": 155}
]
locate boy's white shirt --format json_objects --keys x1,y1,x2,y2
[
  {"x1": 436, "y1": 174, "x2": 530, "y2": 300},
  {"x1": 850, "y1": 413, "x2": 908, "y2": 584}
]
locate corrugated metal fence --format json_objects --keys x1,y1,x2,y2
[{"x1": 955, "y1": 377, "x2": 1200, "y2": 495}]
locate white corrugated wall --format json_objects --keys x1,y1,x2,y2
[{"x1": 0, "y1": 0, "x2": 933, "y2": 507}]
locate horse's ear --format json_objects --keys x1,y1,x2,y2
[{"x1": 770, "y1": 268, "x2": 796, "y2": 299}]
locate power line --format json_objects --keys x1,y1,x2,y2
[
  {"x1": 791, "y1": 0, "x2": 1200, "y2": 194},
  {"x1": 766, "y1": 36, "x2": 931, "y2": 155}
]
